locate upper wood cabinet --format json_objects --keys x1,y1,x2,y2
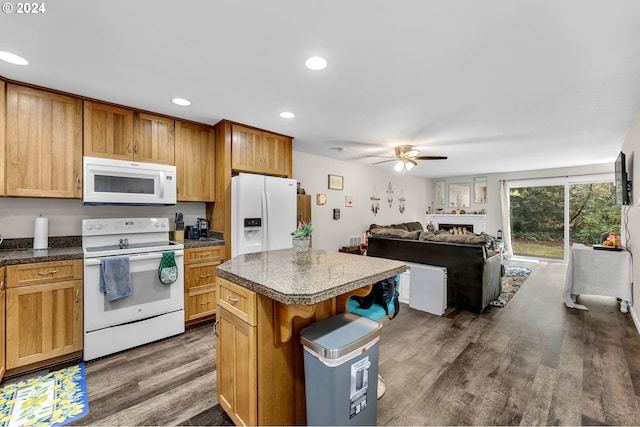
[
  {"x1": 231, "y1": 124, "x2": 291, "y2": 177},
  {"x1": 133, "y1": 112, "x2": 175, "y2": 165},
  {"x1": 6, "y1": 84, "x2": 83, "y2": 198},
  {"x1": 83, "y1": 101, "x2": 134, "y2": 161},
  {"x1": 175, "y1": 120, "x2": 215, "y2": 202},
  {"x1": 0, "y1": 82, "x2": 5, "y2": 197}
]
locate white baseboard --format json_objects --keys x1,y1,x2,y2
[{"x1": 630, "y1": 305, "x2": 640, "y2": 337}]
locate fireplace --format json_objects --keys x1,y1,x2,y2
[{"x1": 439, "y1": 223, "x2": 474, "y2": 233}]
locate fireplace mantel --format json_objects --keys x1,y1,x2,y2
[{"x1": 425, "y1": 214, "x2": 487, "y2": 233}]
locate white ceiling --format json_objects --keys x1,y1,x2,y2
[{"x1": 1, "y1": 0, "x2": 639, "y2": 178}]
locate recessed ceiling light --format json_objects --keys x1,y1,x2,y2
[
  {"x1": 305, "y1": 56, "x2": 327, "y2": 71},
  {"x1": 171, "y1": 98, "x2": 191, "y2": 106},
  {"x1": 280, "y1": 112, "x2": 295, "y2": 119},
  {"x1": 0, "y1": 51, "x2": 28, "y2": 65}
]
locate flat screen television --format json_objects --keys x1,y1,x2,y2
[{"x1": 615, "y1": 151, "x2": 630, "y2": 205}]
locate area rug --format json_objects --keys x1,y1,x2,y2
[
  {"x1": 0, "y1": 364, "x2": 88, "y2": 427},
  {"x1": 489, "y1": 265, "x2": 533, "y2": 307}
]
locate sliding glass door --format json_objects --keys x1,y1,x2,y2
[
  {"x1": 510, "y1": 184, "x2": 565, "y2": 259},
  {"x1": 508, "y1": 175, "x2": 619, "y2": 261}
]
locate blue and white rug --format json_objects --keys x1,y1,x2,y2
[
  {"x1": 0, "y1": 364, "x2": 88, "y2": 426},
  {"x1": 489, "y1": 266, "x2": 533, "y2": 307}
]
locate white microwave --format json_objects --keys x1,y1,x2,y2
[{"x1": 83, "y1": 156, "x2": 177, "y2": 206}]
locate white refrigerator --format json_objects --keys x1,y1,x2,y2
[{"x1": 231, "y1": 173, "x2": 298, "y2": 257}]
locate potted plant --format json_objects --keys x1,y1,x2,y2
[{"x1": 291, "y1": 222, "x2": 314, "y2": 264}]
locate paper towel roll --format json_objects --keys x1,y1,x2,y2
[{"x1": 34, "y1": 217, "x2": 49, "y2": 250}]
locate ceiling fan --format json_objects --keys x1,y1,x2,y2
[{"x1": 369, "y1": 145, "x2": 448, "y2": 171}]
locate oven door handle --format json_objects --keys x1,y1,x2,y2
[{"x1": 84, "y1": 250, "x2": 184, "y2": 266}]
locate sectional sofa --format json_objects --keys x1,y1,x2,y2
[{"x1": 366, "y1": 222, "x2": 502, "y2": 313}]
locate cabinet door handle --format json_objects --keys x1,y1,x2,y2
[
  {"x1": 199, "y1": 274, "x2": 211, "y2": 279},
  {"x1": 200, "y1": 253, "x2": 211, "y2": 257},
  {"x1": 38, "y1": 270, "x2": 57, "y2": 275},
  {"x1": 200, "y1": 300, "x2": 211, "y2": 305},
  {"x1": 75, "y1": 175, "x2": 81, "y2": 190},
  {"x1": 75, "y1": 289, "x2": 80, "y2": 303},
  {"x1": 213, "y1": 319, "x2": 219, "y2": 337},
  {"x1": 176, "y1": 184, "x2": 180, "y2": 194},
  {"x1": 128, "y1": 143, "x2": 133, "y2": 153},
  {"x1": 134, "y1": 143, "x2": 139, "y2": 154},
  {"x1": 227, "y1": 296, "x2": 238, "y2": 303}
]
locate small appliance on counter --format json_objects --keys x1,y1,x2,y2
[
  {"x1": 197, "y1": 217, "x2": 209, "y2": 238},
  {"x1": 185, "y1": 225, "x2": 200, "y2": 240}
]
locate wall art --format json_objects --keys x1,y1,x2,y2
[
  {"x1": 328, "y1": 174, "x2": 343, "y2": 190},
  {"x1": 449, "y1": 183, "x2": 470, "y2": 208},
  {"x1": 386, "y1": 182, "x2": 394, "y2": 207},
  {"x1": 434, "y1": 180, "x2": 446, "y2": 205},
  {"x1": 370, "y1": 188, "x2": 380, "y2": 216},
  {"x1": 398, "y1": 189, "x2": 406, "y2": 214},
  {"x1": 316, "y1": 193, "x2": 327, "y2": 205}
]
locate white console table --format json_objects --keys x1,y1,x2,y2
[
  {"x1": 564, "y1": 244, "x2": 632, "y2": 312},
  {"x1": 425, "y1": 214, "x2": 487, "y2": 233}
]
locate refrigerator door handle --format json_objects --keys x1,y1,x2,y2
[{"x1": 262, "y1": 190, "x2": 269, "y2": 250}]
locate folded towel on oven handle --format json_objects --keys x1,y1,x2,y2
[
  {"x1": 159, "y1": 251, "x2": 178, "y2": 285},
  {"x1": 100, "y1": 256, "x2": 132, "y2": 301}
]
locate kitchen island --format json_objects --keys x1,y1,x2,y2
[{"x1": 216, "y1": 248, "x2": 406, "y2": 426}]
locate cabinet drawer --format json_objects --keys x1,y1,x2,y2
[
  {"x1": 184, "y1": 261, "x2": 220, "y2": 291},
  {"x1": 185, "y1": 246, "x2": 224, "y2": 264},
  {"x1": 217, "y1": 278, "x2": 256, "y2": 326},
  {"x1": 6, "y1": 260, "x2": 83, "y2": 288},
  {"x1": 185, "y1": 287, "x2": 217, "y2": 322}
]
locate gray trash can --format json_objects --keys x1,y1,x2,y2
[{"x1": 300, "y1": 312, "x2": 382, "y2": 426}]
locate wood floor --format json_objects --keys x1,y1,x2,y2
[{"x1": 6, "y1": 260, "x2": 638, "y2": 425}]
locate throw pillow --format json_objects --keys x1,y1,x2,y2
[
  {"x1": 371, "y1": 228, "x2": 421, "y2": 239},
  {"x1": 404, "y1": 221, "x2": 424, "y2": 232}
]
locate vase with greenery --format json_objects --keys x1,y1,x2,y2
[{"x1": 291, "y1": 222, "x2": 314, "y2": 264}]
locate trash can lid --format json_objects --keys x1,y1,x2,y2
[{"x1": 300, "y1": 312, "x2": 382, "y2": 359}]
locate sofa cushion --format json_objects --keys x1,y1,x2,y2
[
  {"x1": 419, "y1": 231, "x2": 488, "y2": 245},
  {"x1": 404, "y1": 221, "x2": 424, "y2": 232},
  {"x1": 370, "y1": 228, "x2": 421, "y2": 239}
]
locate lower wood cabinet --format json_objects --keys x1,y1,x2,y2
[
  {"x1": 184, "y1": 246, "x2": 224, "y2": 324},
  {"x1": 5, "y1": 260, "x2": 83, "y2": 371}
]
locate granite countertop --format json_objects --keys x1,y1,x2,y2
[
  {"x1": 217, "y1": 248, "x2": 406, "y2": 305},
  {"x1": 183, "y1": 238, "x2": 225, "y2": 249},
  {"x1": 0, "y1": 241, "x2": 84, "y2": 267}
]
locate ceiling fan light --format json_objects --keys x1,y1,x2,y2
[
  {"x1": 405, "y1": 149, "x2": 419, "y2": 158},
  {"x1": 405, "y1": 160, "x2": 417, "y2": 170},
  {"x1": 394, "y1": 160, "x2": 405, "y2": 171}
]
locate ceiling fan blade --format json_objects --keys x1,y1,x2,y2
[
  {"x1": 372, "y1": 159, "x2": 396, "y2": 165},
  {"x1": 414, "y1": 156, "x2": 448, "y2": 160}
]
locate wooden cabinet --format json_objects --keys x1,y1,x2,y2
[
  {"x1": 133, "y1": 112, "x2": 175, "y2": 165},
  {"x1": 297, "y1": 194, "x2": 311, "y2": 225},
  {"x1": 0, "y1": 267, "x2": 5, "y2": 381},
  {"x1": 184, "y1": 246, "x2": 224, "y2": 324},
  {"x1": 6, "y1": 84, "x2": 82, "y2": 198},
  {"x1": 86, "y1": 102, "x2": 176, "y2": 165},
  {"x1": 231, "y1": 124, "x2": 291, "y2": 176},
  {"x1": 83, "y1": 101, "x2": 134, "y2": 161},
  {"x1": 5, "y1": 260, "x2": 83, "y2": 370},
  {"x1": 216, "y1": 278, "x2": 257, "y2": 426},
  {"x1": 175, "y1": 120, "x2": 215, "y2": 202},
  {"x1": 0, "y1": 82, "x2": 5, "y2": 196}
]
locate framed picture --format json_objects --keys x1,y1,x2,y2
[
  {"x1": 449, "y1": 183, "x2": 470, "y2": 208},
  {"x1": 434, "y1": 180, "x2": 446, "y2": 205},
  {"x1": 328, "y1": 174, "x2": 344, "y2": 190},
  {"x1": 345, "y1": 195, "x2": 353, "y2": 207},
  {"x1": 317, "y1": 193, "x2": 327, "y2": 205},
  {"x1": 474, "y1": 177, "x2": 487, "y2": 204}
]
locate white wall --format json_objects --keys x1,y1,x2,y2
[
  {"x1": 0, "y1": 198, "x2": 206, "y2": 239},
  {"x1": 621, "y1": 112, "x2": 640, "y2": 335},
  {"x1": 292, "y1": 151, "x2": 431, "y2": 250},
  {"x1": 431, "y1": 163, "x2": 613, "y2": 237}
]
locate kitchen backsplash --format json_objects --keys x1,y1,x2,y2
[{"x1": 0, "y1": 198, "x2": 207, "y2": 240}]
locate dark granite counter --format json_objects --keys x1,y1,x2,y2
[
  {"x1": 183, "y1": 238, "x2": 225, "y2": 249},
  {"x1": 217, "y1": 248, "x2": 406, "y2": 305},
  {"x1": 0, "y1": 244, "x2": 84, "y2": 266}
]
